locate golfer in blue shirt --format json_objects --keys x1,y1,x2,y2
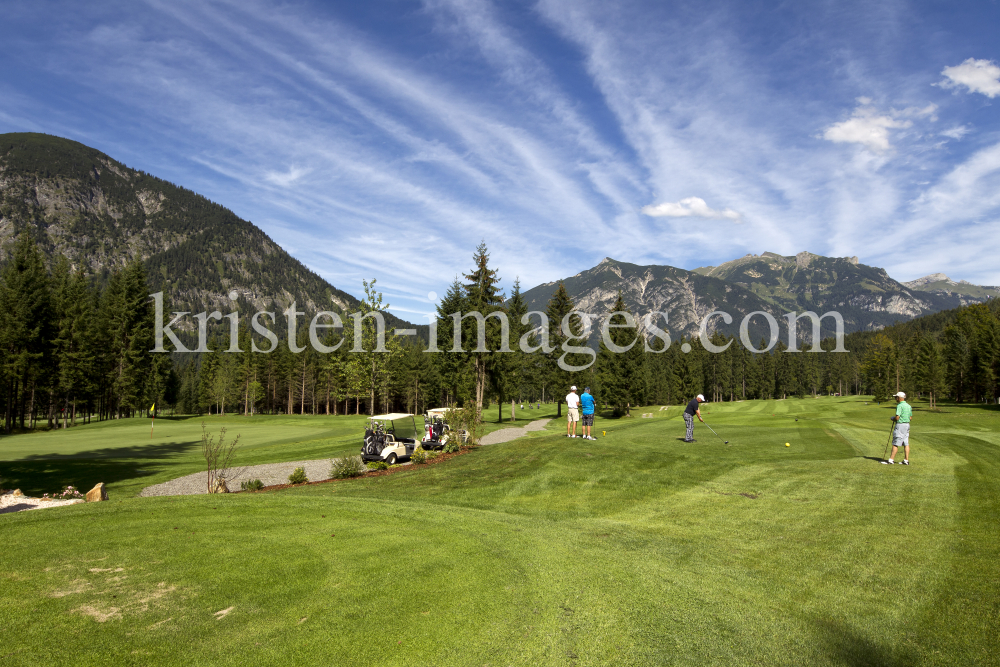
[{"x1": 580, "y1": 387, "x2": 596, "y2": 440}]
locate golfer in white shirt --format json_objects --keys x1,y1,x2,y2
[{"x1": 566, "y1": 386, "x2": 581, "y2": 438}]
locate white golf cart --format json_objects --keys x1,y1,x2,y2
[
  {"x1": 422, "y1": 408, "x2": 452, "y2": 450},
  {"x1": 361, "y1": 413, "x2": 420, "y2": 464}
]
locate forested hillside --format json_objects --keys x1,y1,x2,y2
[{"x1": 0, "y1": 132, "x2": 412, "y2": 333}]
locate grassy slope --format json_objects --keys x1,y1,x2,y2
[
  {"x1": 0, "y1": 407, "x2": 554, "y2": 498},
  {"x1": 1, "y1": 398, "x2": 998, "y2": 666}
]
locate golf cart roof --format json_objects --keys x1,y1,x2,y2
[
  {"x1": 370, "y1": 413, "x2": 415, "y2": 421},
  {"x1": 426, "y1": 408, "x2": 449, "y2": 416}
]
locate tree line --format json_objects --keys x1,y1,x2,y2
[
  {"x1": 4, "y1": 234, "x2": 998, "y2": 434},
  {"x1": 0, "y1": 233, "x2": 172, "y2": 433}
]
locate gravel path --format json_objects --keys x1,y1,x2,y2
[
  {"x1": 140, "y1": 418, "x2": 553, "y2": 497},
  {"x1": 138, "y1": 458, "x2": 338, "y2": 497},
  {"x1": 479, "y1": 418, "x2": 552, "y2": 445},
  {"x1": 1, "y1": 492, "x2": 86, "y2": 515}
]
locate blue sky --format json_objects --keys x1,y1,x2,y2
[{"x1": 2, "y1": 0, "x2": 1000, "y2": 320}]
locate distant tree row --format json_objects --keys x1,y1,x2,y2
[{"x1": 3, "y1": 232, "x2": 998, "y2": 435}]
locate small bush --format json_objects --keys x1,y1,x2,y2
[
  {"x1": 410, "y1": 448, "x2": 428, "y2": 464},
  {"x1": 444, "y1": 406, "x2": 482, "y2": 445},
  {"x1": 426, "y1": 450, "x2": 439, "y2": 460},
  {"x1": 330, "y1": 455, "x2": 366, "y2": 479},
  {"x1": 42, "y1": 485, "x2": 85, "y2": 500},
  {"x1": 443, "y1": 441, "x2": 460, "y2": 454},
  {"x1": 241, "y1": 478, "x2": 265, "y2": 492},
  {"x1": 367, "y1": 460, "x2": 388, "y2": 471},
  {"x1": 288, "y1": 467, "x2": 309, "y2": 484}
]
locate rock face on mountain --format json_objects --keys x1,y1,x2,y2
[
  {"x1": 522, "y1": 253, "x2": 962, "y2": 340},
  {"x1": 522, "y1": 258, "x2": 780, "y2": 341},
  {"x1": 0, "y1": 133, "x2": 412, "y2": 331},
  {"x1": 903, "y1": 273, "x2": 1000, "y2": 305}
]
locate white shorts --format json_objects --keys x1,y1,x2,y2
[{"x1": 567, "y1": 408, "x2": 579, "y2": 422}]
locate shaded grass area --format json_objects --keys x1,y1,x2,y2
[{"x1": 1, "y1": 397, "x2": 999, "y2": 665}]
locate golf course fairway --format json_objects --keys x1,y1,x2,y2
[{"x1": 1, "y1": 397, "x2": 998, "y2": 666}]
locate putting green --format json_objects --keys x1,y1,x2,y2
[{"x1": 0, "y1": 397, "x2": 997, "y2": 665}]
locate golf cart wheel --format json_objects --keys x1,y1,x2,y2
[{"x1": 386, "y1": 454, "x2": 398, "y2": 465}]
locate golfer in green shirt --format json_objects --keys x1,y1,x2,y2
[{"x1": 882, "y1": 391, "x2": 912, "y2": 465}]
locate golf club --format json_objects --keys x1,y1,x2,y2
[
  {"x1": 881, "y1": 421, "x2": 896, "y2": 461},
  {"x1": 704, "y1": 422, "x2": 729, "y2": 444}
]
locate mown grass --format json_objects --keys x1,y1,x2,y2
[
  {"x1": 0, "y1": 404, "x2": 559, "y2": 498},
  {"x1": 1, "y1": 397, "x2": 998, "y2": 666}
]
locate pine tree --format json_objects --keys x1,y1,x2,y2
[
  {"x1": 436, "y1": 278, "x2": 470, "y2": 407},
  {"x1": 544, "y1": 282, "x2": 579, "y2": 417},
  {"x1": 350, "y1": 279, "x2": 401, "y2": 416},
  {"x1": 942, "y1": 325, "x2": 968, "y2": 402},
  {"x1": 462, "y1": 242, "x2": 505, "y2": 422},
  {"x1": 916, "y1": 337, "x2": 945, "y2": 409},
  {"x1": 0, "y1": 232, "x2": 54, "y2": 431},
  {"x1": 861, "y1": 333, "x2": 895, "y2": 402},
  {"x1": 597, "y1": 293, "x2": 646, "y2": 415},
  {"x1": 500, "y1": 278, "x2": 529, "y2": 420}
]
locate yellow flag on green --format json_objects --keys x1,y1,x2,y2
[{"x1": 150, "y1": 403, "x2": 155, "y2": 412}]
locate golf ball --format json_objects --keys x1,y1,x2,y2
[{"x1": 785, "y1": 443, "x2": 790, "y2": 447}]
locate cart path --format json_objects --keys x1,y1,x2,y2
[
  {"x1": 139, "y1": 419, "x2": 552, "y2": 497},
  {"x1": 138, "y1": 458, "x2": 344, "y2": 497},
  {"x1": 480, "y1": 418, "x2": 552, "y2": 445}
]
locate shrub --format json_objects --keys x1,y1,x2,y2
[
  {"x1": 443, "y1": 441, "x2": 460, "y2": 454},
  {"x1": 42, "y1": 485, "x2": 85, "y2": 500},
  {"x1": 444, "y1": 406, "x2": 482, "y2": 445},
  {"x1": 367, "y1": 460, "x2": 389, "y2": 471},
  {"x1": 240, "y1": 478, "x2": 265, "y2": 492},
  {"x1": 330, "y1": 455, "x2": 366, "y2": 479},
  {"x1": 410, "y1": 448, "x2": 428, "y2": 464},
  {"x1": 288, "y1": 467, "x2": 309, "y2": 484},
  {"x1": 426, "y1": 450, "x2": 439, "y2": 460}
]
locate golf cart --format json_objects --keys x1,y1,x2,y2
[
  {"x1": 361, "y1": 413, "x2": 420, "y2": 464},
  {"x1": 421, "y1": 408, "x2": 452, "y2": 451}
]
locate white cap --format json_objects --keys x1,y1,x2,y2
[
  {"x1": 570, "y1": 385, "x2": 577, "y2": 391},
  {"x1": 697, "y1": 394, "x2": 705, "y2": 401},
  {"x1": 894, "y1": 391, "x2": 906, "y2": 399}
]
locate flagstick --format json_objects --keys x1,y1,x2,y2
[{"x1": 150, "y1": 415, "x2": 154, "y2": 439}]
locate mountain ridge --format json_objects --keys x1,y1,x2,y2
[
  {"x1": 0, "y1": 132, "x2": 416, "y2": 333},
  {"x1": 520, "y1": 252, "x2": 991, "y2": 339}
]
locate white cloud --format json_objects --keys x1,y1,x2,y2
[
  {"x1": 642, "y1": 197, "x2": 742, "y2": 222},
  {"x1": 940, "y1": 125, "x2": 970, "y2": 140},
  {"x1": 822, "y1": 105, "x2": 911, "y2": 152},
  {"x1": 938, "y1": 58, "x2": 1000, "y2": 98},
  {"x1": 264, "y1": 166, "x2": 309, "y2": 187}
]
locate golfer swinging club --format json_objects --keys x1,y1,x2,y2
[
  {"x1": 683, "y1": 394, "x2": 705, "y2": 442},
  {"x1": 882, "y1": 391, "x2": 912, "y2": 465}
]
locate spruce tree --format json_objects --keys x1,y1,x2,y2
[
  {"x1": 916, "y1": 337, "x2": 945, "y2": 409},
  {"x1": 544, "y1": 282, "x2": 578, "y2": 417},
  {"x1": 597, "y1": 293, "x2": 645, "y2": 415},
  {"x1": 462, "y1": 242, "x2": 505, "y2": 422},
  {"x1": 0, "y1": 232, "x2": 53, "y2": 431},
  {"x1": 436, "y1": 278, "x2": 470, "y2": 407}
]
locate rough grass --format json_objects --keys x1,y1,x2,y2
[{"x1": 1, "y1": 397, "x2": 998, "y2": 666}]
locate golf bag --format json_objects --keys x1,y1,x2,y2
[{"x1": 363, "y1": 421, "x2": 387, "y2": 457}]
